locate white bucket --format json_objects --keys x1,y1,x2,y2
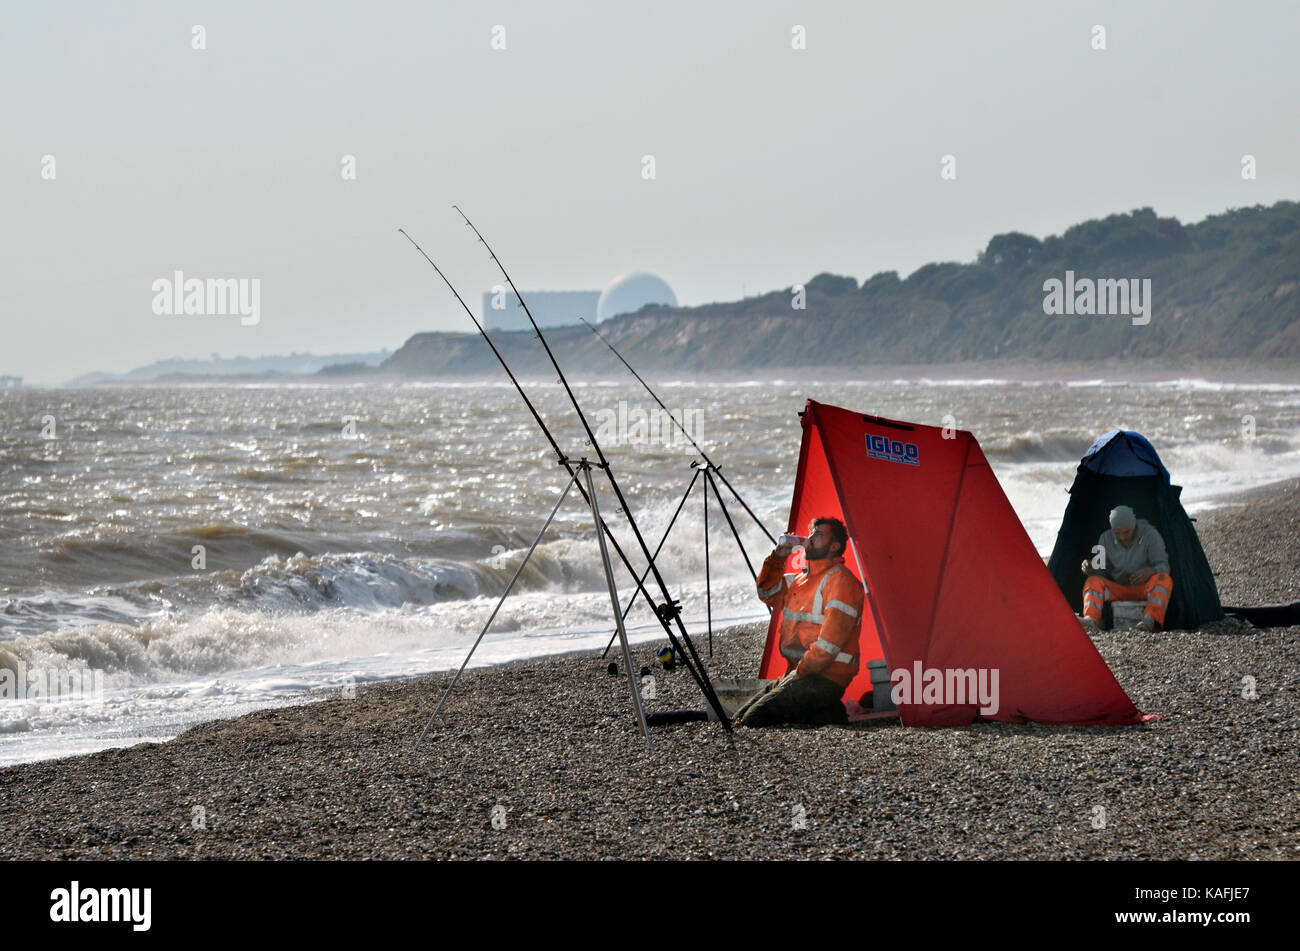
[{"x1": 1112, "y1": 600, "x2": 1147, "y2": 628}]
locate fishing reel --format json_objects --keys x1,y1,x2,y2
[{"x1": 655, "y1": 599, "x2": 682, "y2": 623}]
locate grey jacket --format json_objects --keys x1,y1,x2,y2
[{"x1": 1096, "y1": 519, "x2": 1170, "y2": 582}]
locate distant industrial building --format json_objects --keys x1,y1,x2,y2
[
  {"x1": 482, "y1": 272, "x2": 677, "y2": 331},
  {"x1": 596, "y1": 273, "x2": 677, "y2": 322},
  {"x1": 482, "y1": 290, "x2": 599, "y2": 331}
]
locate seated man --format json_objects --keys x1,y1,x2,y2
[
  {"x1": 1080, "y1": 505, "x2": 1173, "y2": 632},
  {"x1": 735, "y1": 517, "x2": 864, "y2": 727}
]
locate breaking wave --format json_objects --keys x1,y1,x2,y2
[{"x1": 980, "y1": 431, "x2": 1092, "y2": 463}]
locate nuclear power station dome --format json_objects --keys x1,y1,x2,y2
[{"x1": 596, "y1": 272, "x2": 677, "y2": 323}]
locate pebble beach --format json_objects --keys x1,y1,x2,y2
[{"x1": 0, "y1": 480, "x2": 1296, "y2": 861}]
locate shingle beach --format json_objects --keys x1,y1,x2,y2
[{"x1": 1, "y1": 481, "x2": 1296, "y2": 860}]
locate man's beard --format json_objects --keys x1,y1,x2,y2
[{"x1": 804, "y1": 543, "x2": 831, "y2": 560}]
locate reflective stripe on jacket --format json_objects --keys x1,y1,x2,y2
[{"x1": 756, "y1": 551, "x2": 864, "y2": 689}]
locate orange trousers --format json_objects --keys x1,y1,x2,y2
[{"x1": 1082, "y1": 573, "x2": 1173, "y2": 627}]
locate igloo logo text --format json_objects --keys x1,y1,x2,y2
[{"x1": 866, "y1": 434, "x2": 919, "y2": 466}]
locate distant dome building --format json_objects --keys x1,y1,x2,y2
[{"x1": 596, "y1": 272, "x2": 677, "y2": 323}]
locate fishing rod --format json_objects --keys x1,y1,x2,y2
[
  {"x1": 399, "y1": 226, "x2": 676, "y2": 640},
  {"x1": 579, "y1": 317, "x2": 777, "y2": 546},
  {"x1": 398, "y1": 230, "x2": 565, "y2": 474},
  {"x1": 399, "y1": 226, "x2": 729, "y2": 729},
  {"x1": 452, "y1": 206, "x2": 732, "y2": 729},
  {"x1": 599, "y1": 464, "x2": 703, "y2": 660}
]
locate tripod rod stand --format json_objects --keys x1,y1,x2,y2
[
  {"x1": 416, "y1": 459, "x2": 650, "y2": 750},
  {"x1": 601, "y1": 459, "x2": 768, "y2": 660}
]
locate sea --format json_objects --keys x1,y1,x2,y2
[{"x1": 3, "y1": 376, "x2": 1299, "y2": 764}]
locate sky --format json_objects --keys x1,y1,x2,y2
[{"x1": 2, "y1": 0, "x2": 1298, "y2": 383}]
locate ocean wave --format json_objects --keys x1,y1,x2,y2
[
  {"x1": 0, "y1": 589, "x2": 165, "y2": 636},
  {"x1": 1151, "y1": 379, "x2": 1300, "y2": 394},
  {"x1": 906, "y1": 378, "x2": 1015, "y2": 387},
  {"x1": 197, "y1": 542, "x2": 639, "y2": 614},
  {"x1": 230, "y1": 551, "x2": 479, "y2": 612},
  {"x1": 980, "y1": 431, "x2": 1092, "y2": 463},
  {"x1": 0, "y1": 606, "x2": 422, "y2": 683}
]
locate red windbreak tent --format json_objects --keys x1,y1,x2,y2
[{"x1": 758, "y1": 400, "x2": 1142, "y2": 726}]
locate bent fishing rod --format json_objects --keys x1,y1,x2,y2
[
  {"x1": 399, "y1": 226, "x2": 730, "y2": 729},
  {"x1": 452, "y1": 206, "x2": 732, "y2": 728},
  {"x1": 580, "y1": 317, "x2": 777, "y2": 547},
  {"x1": 398, "y1": 227, "x2": 678, "y2": 641}
]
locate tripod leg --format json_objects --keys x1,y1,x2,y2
[
  {"x1": 415, "y1": 470, "x2": 580, "y2": 750},
  {"x1": 704, "y1": 464, "x2": 712, "y2": 657},
  {"x1": 588, "y1": 466, "x2": 731, "y2": 730},
  {"x1": 584, "y1": 463, "x2": 651, "y2": 746},
  {"x1": 598, "y1": 467, "x2": 731, "y2": 730},
  {"x1": 600, "y1": 467, "x2": 702, "y2": 659}
]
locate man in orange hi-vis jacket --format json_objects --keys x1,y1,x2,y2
[
  {"x1": 1079, "y1": 504, "x2": 1173, "y2": 633},
  {"x1": 735, "y1": 516, "x2": 865, "y2": 727}
]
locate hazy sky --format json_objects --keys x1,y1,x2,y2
[{"x1": 3, "y1": 0, "x2": 1297, "y2": 382}]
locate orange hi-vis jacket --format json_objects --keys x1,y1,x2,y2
[{"x1": 756, "y1": 552, "x2": 865, "y2": 689}]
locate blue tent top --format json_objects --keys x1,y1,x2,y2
[{"x1": 1080, "y1": 429, "x2": 1170, "y2": 483}]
